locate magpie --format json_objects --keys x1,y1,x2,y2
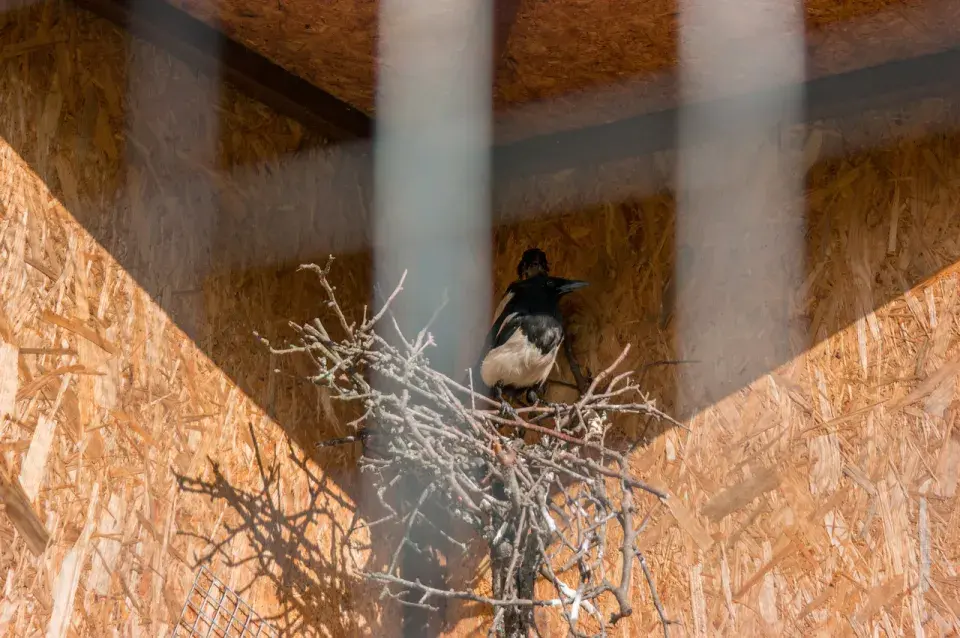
[{"x1": 474, "y1": 249, "x2": 588, "y2": 417}]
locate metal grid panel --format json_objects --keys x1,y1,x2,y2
[{"x1": 173, "y1": 565, "x2": 279, "y2": 638}]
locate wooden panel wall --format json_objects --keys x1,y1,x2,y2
[
  {"x1": 3, "y1": 2, "x2": 960, "y2": 636},
  {"x1": 0, "y1": 3, "x2": 393, "y2": 635}
]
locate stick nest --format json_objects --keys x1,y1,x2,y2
[{"x1": 256, "y1": 257, "x2": 679, "y2": 637}]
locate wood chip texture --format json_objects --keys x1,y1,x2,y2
[
  {"x1": 3, "y1": 1, "x2": 960, "y2": 637},
  {"x1": 0, "y1": 3, "x2": 393, "y2": 636}
]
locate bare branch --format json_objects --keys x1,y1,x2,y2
[{"x1": 263, "y1": 261, "x2": 677, "y2": 638}]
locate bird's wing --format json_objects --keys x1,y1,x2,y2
[
  {"x1": 486, "y1": 283, "x2": 521, "y2": 350},
  {"x1": 491, "y1": 289, "x2": 514, "y2": 329},
  {"x1": 491, "y1": 312, "x2": 521, "y2": 348},
  {"x1": 469, "y1": 283, "x2": 522, "y2": 387},
  {"x1": 467, "y1": 281, "x2": 535, "y2": 394}
]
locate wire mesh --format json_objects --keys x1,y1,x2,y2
[{"x1": 172, "y1": 565, "x2": 278, "y2": 638}]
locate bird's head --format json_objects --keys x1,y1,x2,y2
[
  {"x1": 545, "y1": 276, "x2": 589, "y2": 298},
  {"x1": 517, "y1": 248, "x2": 550, "y2": 280}
]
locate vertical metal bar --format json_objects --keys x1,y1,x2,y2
[
  {"x1": 675, "y1": 0, "x2": 807, "y2": 417},
  {"x1": 373, "y1": 0, "x2": 494, "y2": 374},
  {"x1": 372, "y1": 2, "x2": 494, "y2": 633},
  {"x1": 125, "y1": 0, "x2": 221, "y2": 344}
]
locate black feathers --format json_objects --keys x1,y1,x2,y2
[
  {"x1": 495, "y1": 313, "x2": 563, "y2": 357},
  {"x1": 485, "y1": 274, "x2": 571, "y2": 358},
  {"x1": 517, "y1": 247, "x2": 549, "y2": 279},
  {"x1": 472, "y1": 249, "x2": 588, "y2": 397}
]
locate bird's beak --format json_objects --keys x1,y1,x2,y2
[{"x1": 556, "y1": 279, "x2": 589, "y2": 295}]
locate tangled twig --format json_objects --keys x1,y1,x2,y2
[{"x1": 257, "y1": 256, "x2": 677, "y2": 638}]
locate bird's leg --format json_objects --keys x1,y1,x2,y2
[
  {"x1": 494, "y1": 383, "x2": 518, "y2": 420},
  {"x1": 524, "y1": 387, "x2": 539, "y2": 405},
  {"x1": 526, "y1": 383, "x2": 563, "y2": 414}
]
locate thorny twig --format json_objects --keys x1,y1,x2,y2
[{"x1": 258, "y1": 256, "x2": 678, "y2": 638}]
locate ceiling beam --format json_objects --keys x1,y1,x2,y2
[
  {"x1": 492, "y1": 44, "x2": 960, "y2": 181},
  {"x1": 69, "y1": 0, "x2": 960, "y2": 184},
  {"x1": 71, "y1": 0, "x2": 373, "y2": 142}
]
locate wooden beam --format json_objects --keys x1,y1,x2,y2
[
  {"x1": 68, "y1": 0, "x2": 960, "y2": 184},
  {"x1": 71, "y1": 0, "x2": 373, "y2": 142},
  {"x1": 492, "y1": 44, "x2": 960, "y2": 182}
]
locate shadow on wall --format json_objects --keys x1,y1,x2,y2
[
  {"x1": 173, "y1": 423, "x2": 401, "y2": 636},
  {"x1": 7, "y1": 1, "x2": 960, "y2": 633},
  {"x1": 0, "y1": 3, "x2": 371, "y2": 451}
]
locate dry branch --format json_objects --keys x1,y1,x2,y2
[{"x1": 257, "y1": 256, "x2": 677, "y2": 637}]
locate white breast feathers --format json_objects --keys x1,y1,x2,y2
[{"x1": 480, "y1": 328, "x2": 561, "y2": 389}]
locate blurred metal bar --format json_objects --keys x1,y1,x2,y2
[
  {"x1": 374, "y1": 0, "x2": 494, "y2": 377},
  {"x1": 123, "y1": 0, "x2": 222, "y2": 342},
  {"x1": 71, "y1": 0, "x2": 372, "y2": 142},
  {"x1": 674, "y1": 0, "x2": 807, "y2": 415},
  {"x1": 373, "y1": 1, "x2": 493, "y2": 635}
]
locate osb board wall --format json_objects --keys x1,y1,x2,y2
[
  {"x1": 0, "y1": 2, "x2": 397, "y2": 636},
  {"x1": 3, "y1": 4, "x2": 960, "y2": 638},
  {"x1": 0, "y1": 199, "x2": 390, "y2": 637},
  {"x1": 439, "y1": 137, "x2": 960, "y2": 634},
  {"x1": 162, "y1": 0, "x2": 944, "y2": 121}
]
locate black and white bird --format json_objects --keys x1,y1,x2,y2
[{"x1": 473, "y1": 248, "x2": 588, "y2": 417}]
